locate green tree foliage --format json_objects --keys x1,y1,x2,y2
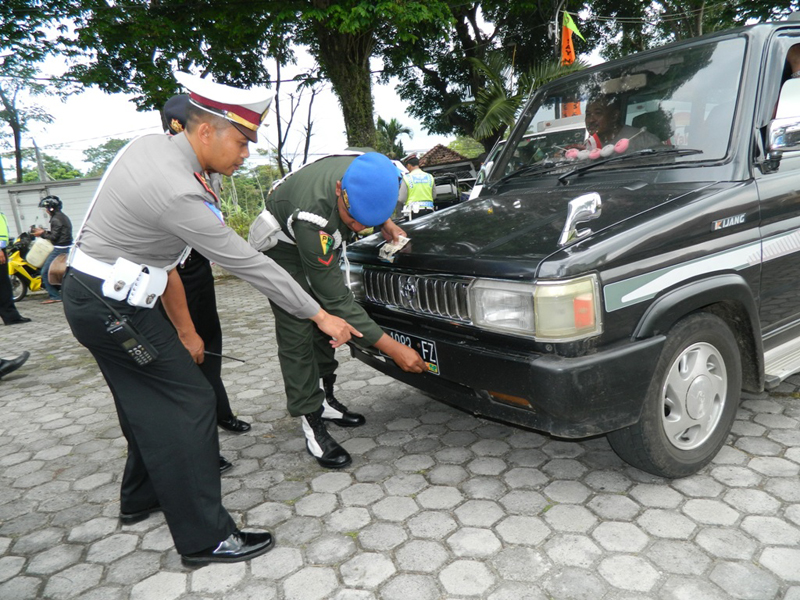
[
  {"x1": 583, "y1": 1, "x2": 800, "y2": 60},
  {"x1": 0, "y1": 1, "x2": 70, "y2": 183},
  {"x1": 20, "y1": 150, "x2": 82, "y2": 182},
  {"x1": 376, "y1": 116, "x2": 412, "y2": 158},
  {"x1": 82, "y1": 138, "x2": 130, "y2": 177},
  {"x1": 447, "y1": 135, "x2": 485, "y2": 159},
  {"x1": 218, "y1": 163, "x2": 283, "y2": 238},
  {"x1": 62, "y1": 0, "x2": 451, "y2": 148},
  {"x1": 381, "y1": 1, "x2": 570, "y2": 153}
]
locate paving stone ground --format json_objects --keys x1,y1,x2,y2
[{"x1": 2, "y1": 277, "x2": 800, "y2": 600}]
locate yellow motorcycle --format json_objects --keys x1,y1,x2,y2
[{"x1": 7, "y1": 232, "x2": 46, "y2": 302}]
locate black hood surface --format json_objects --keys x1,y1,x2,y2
[{"x1": 350, "y1": 179, "x2": 729, "y2": 276}]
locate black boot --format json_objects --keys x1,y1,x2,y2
[
  {"x1": 301, "y1": 406, "x2": 352, "y2": 469},
  {"x1": 321, "y1": 374, "x2": 365, "y2": 427}
]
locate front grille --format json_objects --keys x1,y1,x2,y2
[{"x1": 364, "y1": 269, "x2": 472, "y2": 322}]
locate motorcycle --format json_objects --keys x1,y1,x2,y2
[{"x1": 7, "y1": 232, "x2": 45, "y2": 302}]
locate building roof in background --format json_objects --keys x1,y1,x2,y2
[{"x1": 420, "y1": 145, "x2": 470, "y2": 167}]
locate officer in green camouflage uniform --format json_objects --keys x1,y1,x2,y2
[{"x1": 265, "y1": 152, "x2": 426, "y2": 469}]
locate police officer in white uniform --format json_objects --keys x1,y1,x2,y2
[{"x1": 62, "y1": 72, "x2": 360, "y2": 565}]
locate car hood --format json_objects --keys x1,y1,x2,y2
[{"x1": 349, "y1": 179, "x2": 735, "y2": 278}]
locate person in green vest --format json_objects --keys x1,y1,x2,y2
[
  {"x1": 0, "y1": 211, "x2": 32, "y2": 326},
  {"x1": 400, "y1": 156, "x2": 437, "y2": 219}
]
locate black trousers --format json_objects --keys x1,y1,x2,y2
[
  {"x1": 0, "y1": 250, "x2": 25, "y2": 324},
  {"x1": 62, "y1": 269, "x2": 236, "y2": 554},
  {"x1": 175, "y1": 250, "x2": 234, "y2": 421}
]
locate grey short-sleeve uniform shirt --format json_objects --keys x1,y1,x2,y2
[{"x1": 76, "y1": 133, "x2": 319, "y2": 319}]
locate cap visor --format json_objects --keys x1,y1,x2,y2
[{"x1": 231, "y1": 121, "x2": 258, "y2": 143}]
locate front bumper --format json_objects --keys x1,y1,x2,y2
[{"x1": 350, "y1": 320, "x2": 665, "y2": 438}]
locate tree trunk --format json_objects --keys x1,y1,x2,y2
[{"x1": 313, "y1": 25, "x2": 377, "y2": 148}]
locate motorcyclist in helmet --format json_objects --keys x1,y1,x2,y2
[{"x1": 32, "y1": 195, "x2": 73, "y2": 304}]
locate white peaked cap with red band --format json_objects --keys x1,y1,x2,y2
[{"x1": 174, "y1": 71, "x2": 273, "y2": 143}]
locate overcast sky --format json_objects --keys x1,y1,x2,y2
[{"x1": 11, "y1": 50, "x2": 451, "y2": 178}]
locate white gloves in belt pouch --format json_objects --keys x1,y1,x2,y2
[{"x1": 101, "y1": 257, "x2": 169, "y2": 309}]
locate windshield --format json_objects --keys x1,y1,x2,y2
[{"x1": 487, "y1": 37, "x2": 746, "y2": 187}]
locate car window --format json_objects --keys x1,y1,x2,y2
[{"x1": 489, "y1": 37, "x2": 747, "y2": 185}]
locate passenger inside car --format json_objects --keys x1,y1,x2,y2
[{"x1": 584, "y1": 94, "x2": 662, "y2": 152}]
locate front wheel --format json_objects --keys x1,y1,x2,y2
[
  {"x1": 11, "y1": 273, "x2": 28, "y2": 302},
  {"x1": 607, "y1": 313, "x2": 741, "y2": 478}
]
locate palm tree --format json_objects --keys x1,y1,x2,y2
[
  {"x1": 455, "y1": 53, "x2": 586, "y2": 151},
  {"x1": 376, "y1": 116, "x2": 413, "y2": 159}
]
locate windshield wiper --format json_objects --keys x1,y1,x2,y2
[
  {"x1": 487, "y1": 160, "x2": 571, "y2": 190},
  {"x1": 557, "y1": 148, "x2": 704, "y2": 185}
]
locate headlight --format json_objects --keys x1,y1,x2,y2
[
  {"x1": 469, "y1": 280, "x2": 535, "y2": 336},
  {"x1": 534, "y1": 275, "x2": 602, "y2": 342},
  {"x1": 469, "y1": 275, "x2": 602, "y2": 341}
]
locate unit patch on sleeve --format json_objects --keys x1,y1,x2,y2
[{"x1": 319, "y1": 231, "x2": 334, "y2": 255}]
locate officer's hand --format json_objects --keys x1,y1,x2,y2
[
  {"x1": 375, "y1": 334, "x2": 427, "y2": 373},
  {"x1": 311, "y1": 310, "x2": 362, "y2": 348},
  {"x1": 0, "y1": 252, "x2": 5, "y2": 266},
  {"x1": 178, "y1": 330, "x2": 205, "y2": 364},
  {"x1": 381, "y1": 219, "x2": 406, "y2": 243},
  {"x1": 31, "y1": 228, "x2": 44, "y2": 237}
]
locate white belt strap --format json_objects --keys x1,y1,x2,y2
[{"x1": 70, "y1": 247, "x2": 114, "y2": 280}]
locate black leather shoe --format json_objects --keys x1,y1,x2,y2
[
  {"x1": 218, "y1": 416, "x2": 251, "y2": 433},
  {"x1": 119, "y1": 504, "x2": 161, "y2": 525},
  {"x1": 0, "y1": 351, "x2": 30, "y2": 379},
  {"x1": 181, "y1": 530, "x2": 274, "y2": 565},
  {"x1": 4, "y1": 317, "x2": 31, "y2": 326},
  {"x1": 219, "y1": 455, "x2": 233, "y2": 473},
  {"x1": 321, "y1": 374, "x2": 365, "y2": 427},
  {"x1": 301, "y1": 407, "x2": 352, "y2": 469}
]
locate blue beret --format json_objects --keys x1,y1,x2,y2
[{"x1": 341, "y1": 153, "x2": 400, "y2": 227}]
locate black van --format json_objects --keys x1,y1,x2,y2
[{"x1": 344, "y1": 18, "x2": 800, "y2": 478}]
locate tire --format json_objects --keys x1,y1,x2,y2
[
  {"x1": 11, "y1": 274, "x2": 28, "y2": 302},
  {"x1": 607, "y1": 313, "x2": 741, "y2": 478}
]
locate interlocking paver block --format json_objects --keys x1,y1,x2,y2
[
  {"x1": 26, "y1": 543, "x2": 82, "y2": 575},
  {"x1": 251, "y1": 546, "x2": 303, "y2": 579},
  {"x1": 380, "y1": 573, "x2": 440, "y2": 600},
  {"x1": 372, "y1": 496, "x2": 418, "y2": 522},
  {"x1": 340, "y1": 553, "x2": 396, "y2": 588},
  {"x1": 86, "y1": 533, "x2": 138, "y2": 563},
  {"x1": 495, "y1": 515, "x2": 550, "y2": 546},
  {"x1": 447, "y1": 527, "x2": 501, "y2": 557},
  {"x1": 359, "y1": 522, "x2": 407, "y2": 551},
  {"x1": 645, "y1": 539, "x2": 712, "y2": 575},
  {"x1": 542, "y1": 567, "x2": 606, "y2": 600},
  {"x1": 543, "y1": 480, "x2": 592, "y2": 503},
  {"x1": 709, "y1": 561, "x2": 780, "y2": 600},
  {"x1": 407, "y1": 511, "x2": 457, "y2": 539},
  {"x1": 760, "y1": 547, "x2": 800, "y2": 582},
  {"x1": 544, "y1": 534, "x2": 601, "y2": 568},
  {"x1": 741, "y1": 515, "x2": 800, "y2": 545},
  {"x1": 543, "y1": 504, "x2": 597, "y2": 533},
  {"x1": 598, "y1": 555, "x2": 659, "y2": 592},
  {"x1": 439, "y1": 559, "x2": 496, "y2": 595},
  {"x1": 638, "y1": 508, "x2": 696, "y2": 538},
  {"x1": 305, "y1": 534, "x2": 357, "y2": 565},
  {"x1": 190, "y1": 561, "x2": 247, "y2": 593},
  {"x1": 490, "y1": 547, "x2": 551, "y2": 583},
  {"x1": 42, "y1": 563, "x2": 104, "y2": 598},
  {"x1": 466, "y1": 457, "x2": 506, "y2": 476},
  {"x1": 294, "y1": 492, "x2": 337, "y2": 517},
  {"x1": 682, "y1": 498, "x2": 740, "y2": 525},
  {"x1": 324, "y1": 506, "x2": 371, "y2": 532},
  {"x1": 395, "y1": 540, "x2": 448, "y2": 573},
  {"x1": 416, "y1": 485, "x2": 463, "y2": 509}
]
